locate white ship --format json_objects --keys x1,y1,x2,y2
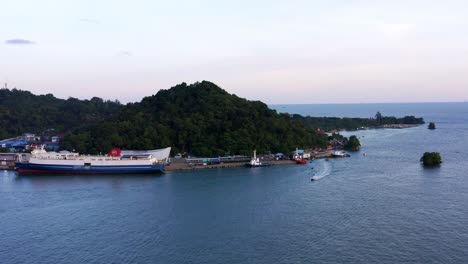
[{"x1": 15, "y1": 147, "x2": 171, "y2": 174}]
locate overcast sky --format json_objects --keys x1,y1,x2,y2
[{"x1": 1, "y1": 0, "x2": 468, "y2": 103}]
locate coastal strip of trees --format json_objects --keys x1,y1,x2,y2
[{"x1": 291, "y1": 112, "x2": 424, "y2": 131}]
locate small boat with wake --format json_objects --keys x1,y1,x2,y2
[{"x1": 331, "y1": 150, "x2": 350, "y2": 158}]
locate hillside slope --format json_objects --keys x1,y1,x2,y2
[
  {"x1": 61, "y1": 81, "x2": 328, "y2": 155},
  {"x1": 1, "y1": 82, "x2": 424, "y2": 156},
  {"x1": 0, "y1": 89, "x2": 122, "y2": 139}
]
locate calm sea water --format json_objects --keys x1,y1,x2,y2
[{"x1": 1, "y1": 103, "x2": 468, "y2": 264}]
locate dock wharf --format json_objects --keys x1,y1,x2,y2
[{"x1": 0, "y1": 153, "x2": 19, "y2": 170}]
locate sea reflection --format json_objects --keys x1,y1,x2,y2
[{"x1": 12, "y1": 172, "x2": 162, "y2": 193}]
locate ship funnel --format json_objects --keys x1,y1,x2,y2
[{"x1": 108, "y1": 148, "x2": 121, "y2": 157}]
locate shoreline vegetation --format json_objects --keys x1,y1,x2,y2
[
  {"x1": 1, "y1": 81, "x2": 424, "y2": 162},
  {"x1": 420, "y1": 152, "x2": 442, "y2": 167},
  {"x1": 290, "y1": 111, "x2": 424, "y2": 133}
]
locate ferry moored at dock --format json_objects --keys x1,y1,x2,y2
[{"x1": 14, "y1": 147, "x2": 171, "y2": 174}]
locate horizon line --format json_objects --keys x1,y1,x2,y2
[
  {"x1": 269, "y1": 101, "x2": 467, "y2": 105},
  {"x1": 1, "y1": 86, "x2": 466, "y2": 105}
]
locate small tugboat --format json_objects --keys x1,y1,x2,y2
[
  {"x1": 296, "y1": 158, "x2": 307, "y2": 164},
  {"x1": 245, "y1": 150, "x2": 271, "y2": 167},
  {"x1": 311, "y1": 176, "x2": 320, "y2": 181}
]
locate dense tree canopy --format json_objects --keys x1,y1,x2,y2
[
  {"x1": 345, "y1": 135, "x2": 361, "y2": 151},
  {"x1": 420, "y1": 152, "x2": 442, "y2": 167},
  {"x1": 61, "y1": 81, "x2": 328, "y2": 156},
  {"x1": 1, "y1": 81, "x2": 425, "y2": 156},
  {"x1": 0, "y1": 88, "x2": 122, "y2": 139},
  {"x1": 291, "y1": 113, "x2": 424, "y2": 131}
]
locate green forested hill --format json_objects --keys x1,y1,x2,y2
[
  {"x1": 61, "y1": 81, "x2": 328, "y2": 155},
  {"x1": 1, "y1": 81, "x2": 424, "y2": 156},
  {"x1": 0, "y1": 88, "x2": 122, "y2": 139}
]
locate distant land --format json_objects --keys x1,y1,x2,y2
[{"x1": 0, "y1": 81, "x2": 424, "y2": 156}]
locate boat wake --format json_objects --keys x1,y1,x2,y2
[{"x1": 311, "y1": 160, "x2": 332, "y2": 181}]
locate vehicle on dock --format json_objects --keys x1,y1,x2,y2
[{"x1": 14, "y1": 146, "x2": 171, "y2": 174}]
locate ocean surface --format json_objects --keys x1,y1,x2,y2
[{"x1": 1, "y1": 102, "x2": 468, "y2": 264}]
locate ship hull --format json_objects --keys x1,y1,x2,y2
[{"x1": 14, "y1": 162, "x2": 165, "y2": 174}]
